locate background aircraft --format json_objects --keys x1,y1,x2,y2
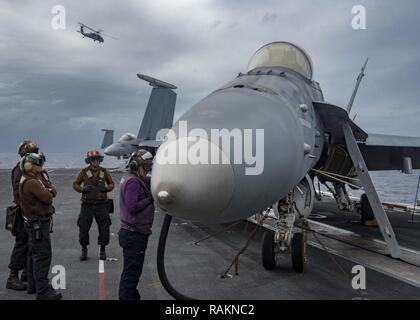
[
  {"x1": 77, "y1": 23, "x2": 117, "y2": 43},
  {"x1": 101, "y1": 74, "x2": 177, "y2": 159}
]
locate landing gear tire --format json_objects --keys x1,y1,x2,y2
[
  {"x1": 261, "y1": 230, "x2": 276, "y2": 270},
  {"x1": 291, "y1": 232, "x2": 306, "y2": 273},
  {"x1": 360, "y1": 193, "x2": 375, "y2": 222}
]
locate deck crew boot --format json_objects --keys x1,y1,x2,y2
[
  {"x1": 27, "y1": 285, "x2": 36, "y2": 295},
  {"x1": 36, "y1": 288, "x2": 62, "y2": 300},
  {"x1": 99, "y1": 246, "x2": 106, "y2": 260},
  {"x1": 6, "y1": 269, "x2": 27, "y2": 291},
  {"x1": 21, "y1": 269, "x2": 28, "y2": 283},
  {"x1": 80, "y1": 246, "x2": 88, "y2": 261}
]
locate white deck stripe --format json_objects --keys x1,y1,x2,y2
[
  {"x1": 308, "y1": 239, "x2": 420, "y2": 289},
  {"x1": 309, "y1": 220, "x2": 355, "y2": 236},
  {"x1": 310, "y1": 220, "x2": 420, "y2": 257},
  {"x1": 99, "y1": 259, "x2": 105, "y2": 274},
  {"x1": 305, "y1": 221, "x2": 420, "y2": 289},
  {"x1": 372, "y1": 238, "x2": 420, "y2": 256},
  {"x1": 319, "y1": 191, "x2": 420, "y2": 215}
]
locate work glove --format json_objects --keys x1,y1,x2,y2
[
  {"x1": 81, "y1": 185, "x2": 95, "y2": 193},
  {"x1": 48, "y1": 187, "x2": 57, "y2": 197}
]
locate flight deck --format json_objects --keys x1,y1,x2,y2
[{"x1": 1, "y1": 169, "x2": 420, "y2": 300}]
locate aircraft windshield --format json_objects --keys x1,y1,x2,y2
[
  {"x1": 247, "y1": 42, "x2": 313, "y2": 79},
  {"x1": 119, "y1": 133, "x2": 136, "y2": 142}
]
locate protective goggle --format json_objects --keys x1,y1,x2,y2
[
  {"x1": 142, "y1": 163, "x2": 153, "y2": 172},
  {"x1": 88, "y1": 156, "x2": 104, "y2": 162},
  {"x1": 39, "y1": 153, "x2": 46, "y2": 163},
  {"x1": 26, "y1": 153, "x2": 45, "y2": 166}
]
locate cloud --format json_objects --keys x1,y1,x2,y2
[
  {"x1": 0, "y1": 0, "x2": 419, "y2": 152},
  {"x1": 261, "y1": 13, "x2": 279, "y2": 24}
]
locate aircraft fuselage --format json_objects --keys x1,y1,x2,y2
[{"x1": 151, "y1": 66, "x2": 328, "y2": 223}]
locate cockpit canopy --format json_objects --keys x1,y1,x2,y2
[
  {"x1": 247, "y1": 42, "x2": 313, "y2": 80},
  {"x1": 118, "y1": 133, "x2": 136, "y2": 142}
]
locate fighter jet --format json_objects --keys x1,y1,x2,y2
[
  {"x1": 101, "y1": 74, "x2": 177, "y2": 159},
  {"x1": 151, "y1": 41, "x2": 420, "y2": 270}
]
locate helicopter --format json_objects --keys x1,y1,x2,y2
[{"x1": 77, "y1": 23, "x2": 116, "y2": 43}]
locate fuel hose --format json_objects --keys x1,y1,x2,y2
[{"x1": 157, "y1": 214, "x2": 195, "y2": 300}]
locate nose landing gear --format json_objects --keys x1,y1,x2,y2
[
  {"x1": 291, "y1": 231, "x2": 307, "y2": 273},
  {"x1": 260, "y1": 175, "x2": 313, "y2": 273},
  {"x1": 261, "y1": 230, "x2": 276, "y2": 270},
  {"x1": 261, "y1": 222, "x2": 308, "y2": 273}
]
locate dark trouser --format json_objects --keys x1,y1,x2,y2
[
  {"x1": 25, "y1": 219, "x2": 52, "y2": 295},
  {"x1": 118, "y1": 228, "x2": 149, "y2": 300},
  {"x1": 77, "y1": 203, "x2": 111, "y2": 247},
  {"x1": 8, "y1": 209, "x2": 28, "y2": 272}
]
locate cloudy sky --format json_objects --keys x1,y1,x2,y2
[{"x1": 1, "y1": 0, "x2": 419, "y2": 153}]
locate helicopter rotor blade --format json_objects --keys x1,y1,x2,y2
[
  {"x1": 78, "y1": 23, "x2": 117, "y2": 39},
  {"x1": 101, "y1": 32, "x2": 118, "y2": 40},
  {"x1": 79, "y1": 23, "x2": 98, "y2": 33}
]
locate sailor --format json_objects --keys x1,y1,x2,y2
[
  {"x1": 118, "y1": 149, "x2": 154, "y2": 300},
  {"x1": 20, "y1": 153, "x2": 62, "y2": 300},
  {"x1": 73, "y1": 150, "x2": 114, "y2": 261},
  {"x1": 6, "y1": 141, "x2": 39, "y2": 291}
]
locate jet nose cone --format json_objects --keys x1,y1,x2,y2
[
  {"x1": 156, "y1": 190, "x2": 172, "y2": 205},
  {"x1": 151, "y1": 137, "x2": 235, "y2": 223}
]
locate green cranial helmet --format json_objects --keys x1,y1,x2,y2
[{"x1": 20, "y1": 152, "x2": 46, "y2": 172}]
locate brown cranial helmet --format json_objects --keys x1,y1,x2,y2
[{"x1": 85, "y1": 149, "x2": 104, "y2": 164}]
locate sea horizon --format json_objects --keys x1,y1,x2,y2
[{"x1": 1, "y1": 152, "x2": 419, "y2": 206}]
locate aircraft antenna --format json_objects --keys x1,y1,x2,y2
[{"x1": 347, "y1": 58, "x2": 368, "y2": 114}]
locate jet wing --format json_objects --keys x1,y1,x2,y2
[
  {"x1": 138, "y1": 140, "x2": 162, "y2": 148},
  {"x1": 313, "y1": 102, "x2": 368, "y2": 142},
  {"x1": 358, "y1": 134, "x2": 420, "y2": 171},
  {"x1": 313, "y1": 102, "x2": 420, "y2": 172}
]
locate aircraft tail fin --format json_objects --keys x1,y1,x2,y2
[
  {"x1": 101, "y1": 129, "x2": 114, "y2": 148},
  {"x1": 137, "y1": 87, "x2": 176, "y2": 140}
]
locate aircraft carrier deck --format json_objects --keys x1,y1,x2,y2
[{"x1": 1, "y1": 169, "x2": 420, "y2": 300}]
